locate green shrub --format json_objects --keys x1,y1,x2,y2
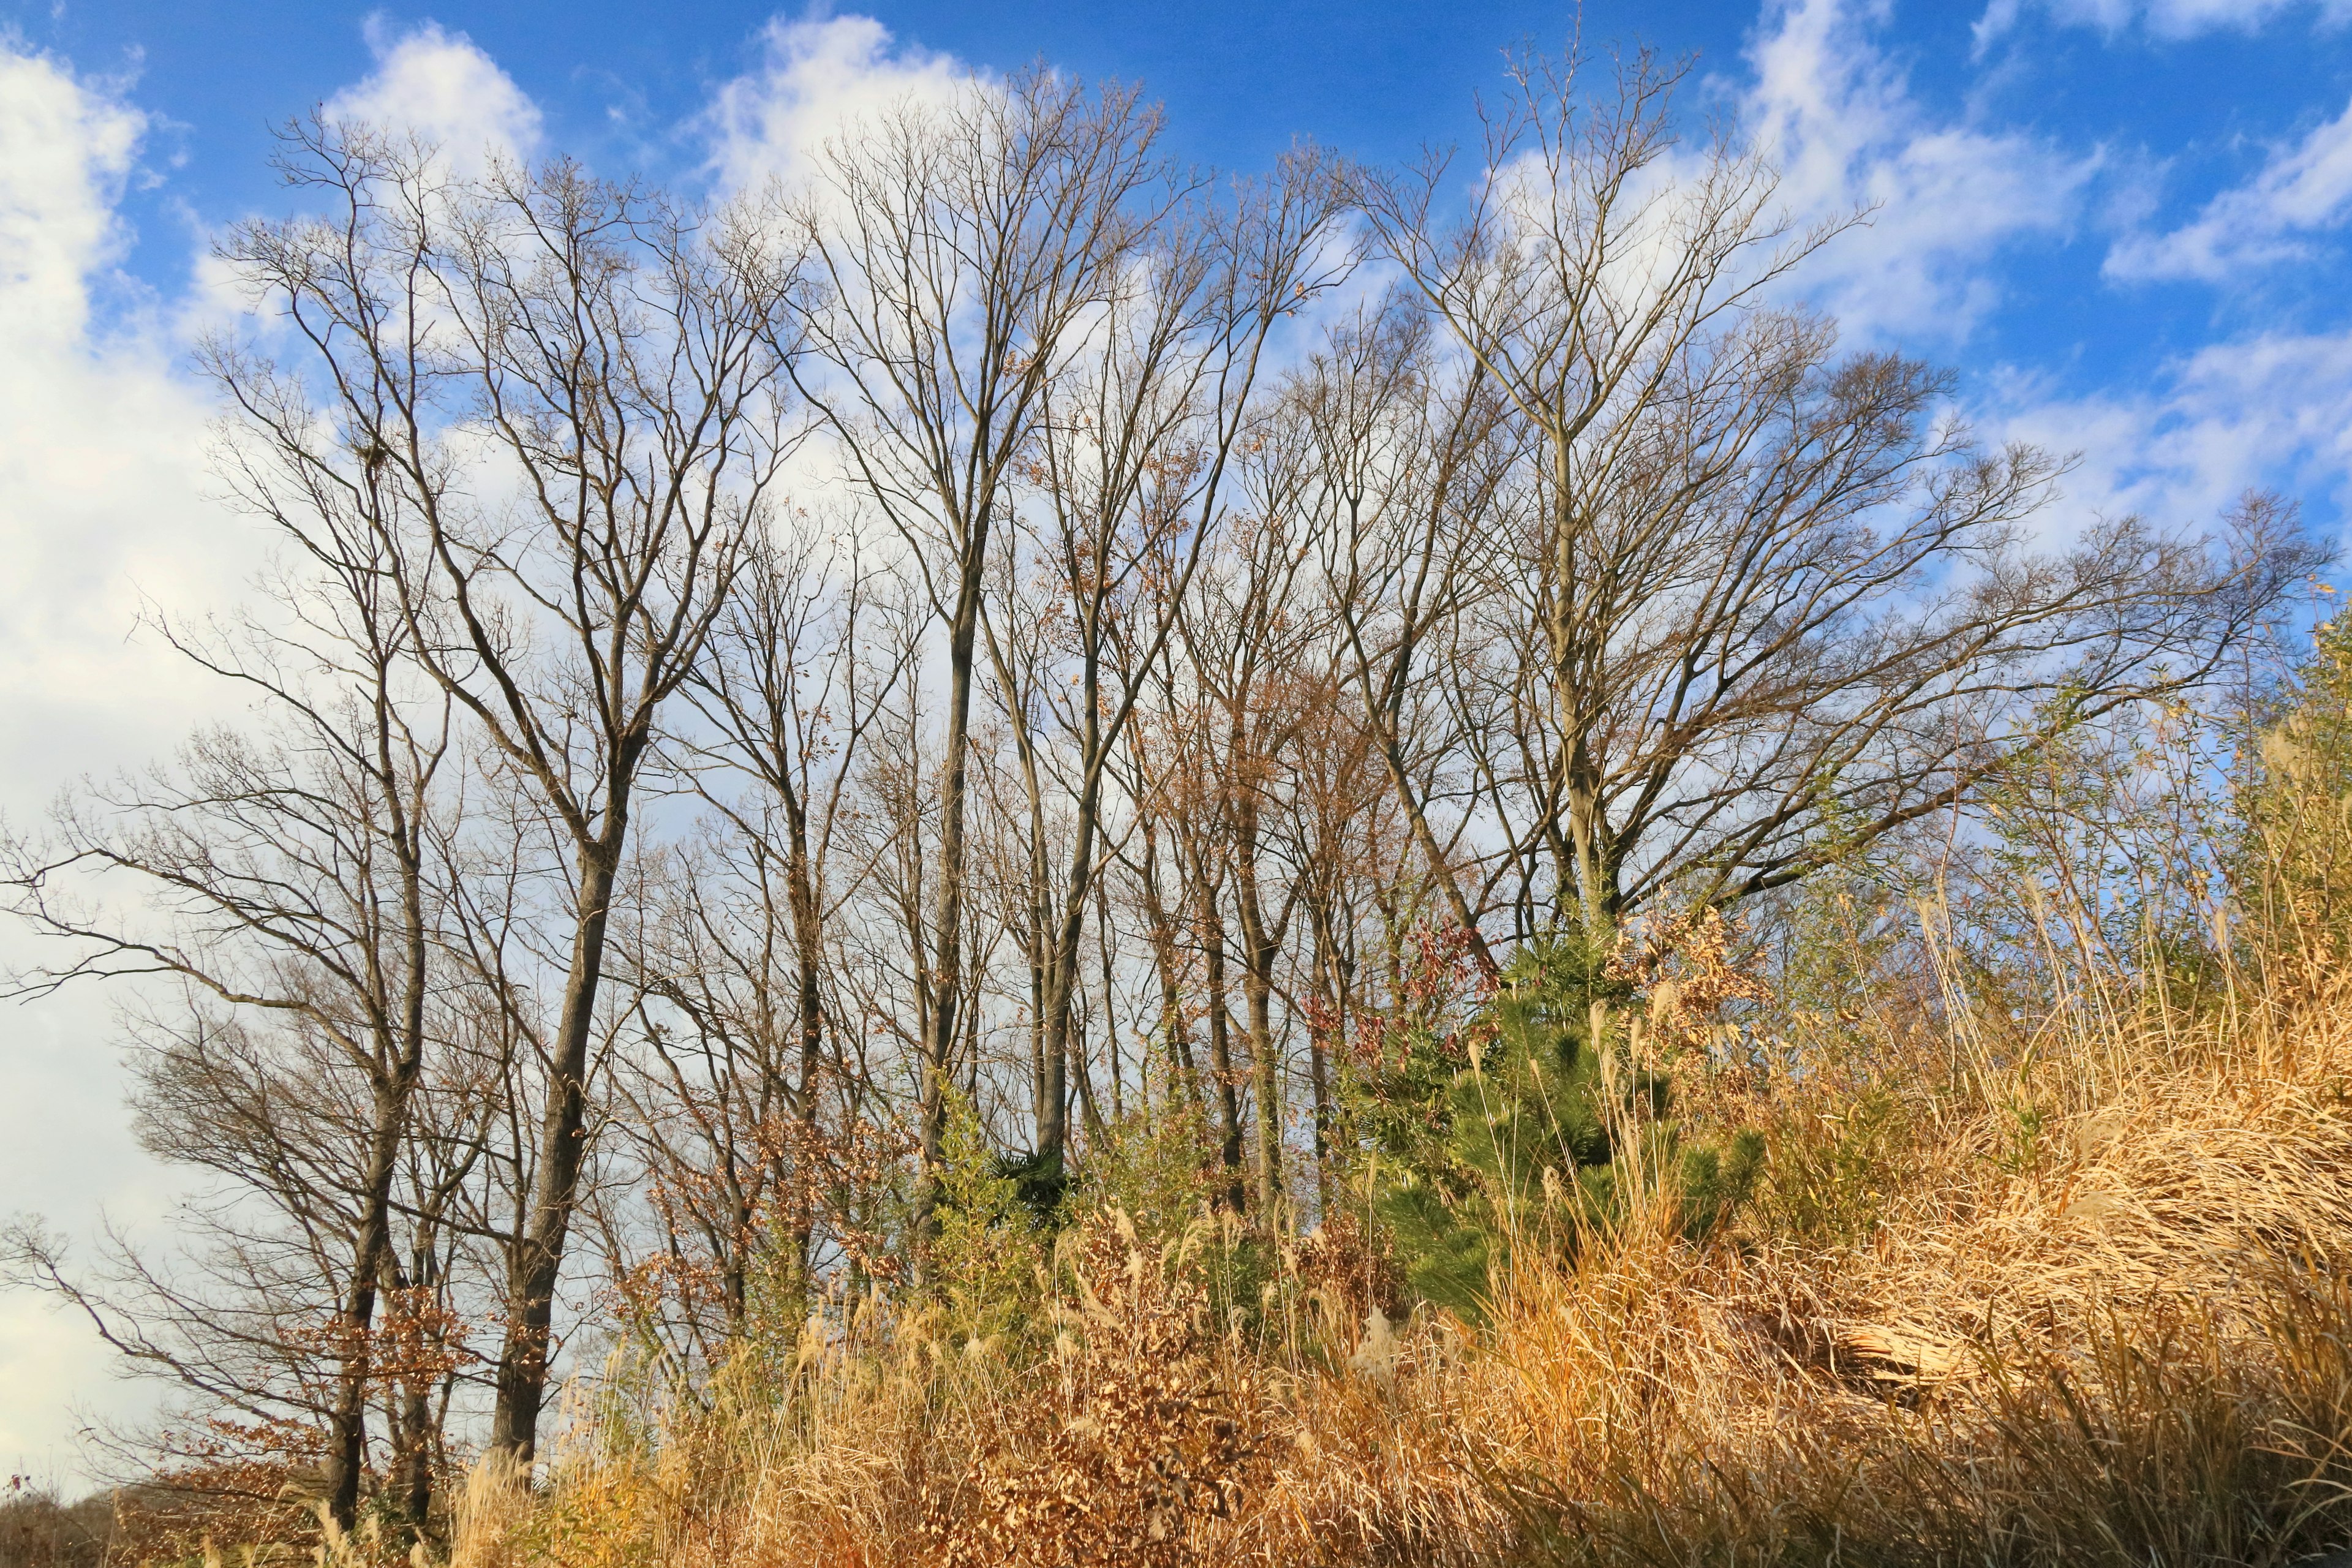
[
  {"x1": 1359, "y1": 930, "x2": 1764, "y2": 1318},
  {"x1": 929, "y1": 1093, "x2": 1050, "y2": 1348}
]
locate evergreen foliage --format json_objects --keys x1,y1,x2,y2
[
  {"x1": 929, "y1": 1095, "x2": 1049, "y2": 1348},
  {"x1": 1360, "y1": 932, "x2": 1764, "y2": 1319}
]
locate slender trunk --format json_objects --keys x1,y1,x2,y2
[
  {"x1": 788, "y1": 812, "x2": 824, "y2": 1313},
  {"x1": 1551, "y1": 468, "x2": 1616, "y2": 942},
  {"x1": 1307, "y1": 895, "x2": 1342, "y2": 1221},
  {"x1": 723, "y1": 1191, "x2": 752, "y2": 1338},
  {"x1": 489, "y1": 827, "x2": 624, "y2": 1461},
  {"x1": 1011, "y1": 694, "x2": 1061, "y2": 1161},
  {"x1": 1016, "y1": 620, "x2": 1109, "y2": 1173},
  {"x1": 323, "y1": 1102, "x2": 395, "y2": 1528},
  {"x1": 1038, "y1": 847, "x2": 1100, "y2": 1166},
  {"x1": 1231, "y1": 802, "x2": 1283, "y2": 1224},
  {"x1": 1562, "y1": 747, "x2": 1617, "y2": 941},
  {"x1": 1097, "y1": 876, "x2": 1123, "y2": 1122},
  {"x1": 916, "y1": 552, "x2": 990, "y2": 1274},
  {"x1": 325, "y1": 842, "x2": 430, "y2": 1527},
  {"x1": 395, "y1": 1378, "x2": 434, "y2": 1531},
  {"x1": 1029, "y1": 920, "x2": 1053, "y2": 1154},
  {"x1": 1136, "y1": 815, "x2": 1200, "y2": 1118},
  {"x1": 1197, "y1": 868, "x2": 1246, "y2": 1213},
  {"x1": 1038, "y1": 933, "x2": 1073, "y2": 1166},
  {"x1": 388, "y1": 1223, "x2": 446, "y2": 1539},
  {"x1": 1069, "y1": 1005, "x2": 1106, "y2": 1140}
]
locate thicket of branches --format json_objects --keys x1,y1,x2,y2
[{"x1": 0, "y1": 48, "x2": 2316, "y2": 1545}]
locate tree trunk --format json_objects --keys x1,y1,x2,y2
[
  {"x1": 489, "y1": 834, "x2": 624, "y2": 1461},
  {"x1": 1197, "y1": 869, "x2": 1247, "y2": 1213},
  {"x1": 789, "y1": 811, "x2": 824, "y2": 1314},
  {"x1": 1136, "y1": 815, "x2": 1202, "y2": 1120},
  {"x1": 1231, "y1": 802, "x2": 1284, "y2": 1223},
  {"x1": 322, "y1": 1107, "x2": 393, "y2": 1528},
  {"x1": 1306, "y1": 896, "x2": 1343, "y2": 1221},
  {"x1": 914, "y1": 551, "x2": 990, "y2": 1276},
  {"x1": 324, "y1": 843, "x2": 431, "y2": 1527}
]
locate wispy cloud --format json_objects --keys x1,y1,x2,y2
[
  {"x1": 1740, "y1": 0, "x2": 2097, "y2": 344},
  {"x1": 1988, "y1": 330, "x2": 2352, "y2": 538},
  {"x1": 1732, "y1": 0, "x2": 2352, "y2": 547},
  {"x1": 1976, "y1": 0, "x2": 2352, "y2": 45},
  {"x1": 2106, "y1": 94, "x2": 2352, "y2": 281}
]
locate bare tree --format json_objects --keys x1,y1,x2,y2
[
  {"x1": 979, "y1": 149, "x2": 1345, "y2": 1175},
  {"x1": 1303, "y1": 305, "x2": 1521, "y2": 970},
  {"x1": 7, "y1": 37, "x2": 2327, "y2": 1496},
  {"x1": 214, "y1": 123, "x2": 802, "y2": 1459},
  {"x1": 0, "y1": 317, "x2": 461, "y2": 1529},
  {"x1": 1348, "y1": 50, "x2": 2315, "y2": 940},
  {"x1": 602, "y1": 525, "x2": 907, "y2": 1366},
  {"x1": 782, "y1": 69, "x2": 1182, "y2": 1256},
  {"x1": 1175, "y1": 499, "x2": 1321, "y2": 1218}
]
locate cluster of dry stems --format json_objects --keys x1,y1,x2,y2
[{"x1": 383, "y1": 967, "x2": 2352, "y2": 1568}]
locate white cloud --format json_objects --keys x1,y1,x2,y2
[
  {"x1": 0, "y1": 44, "x2": 243, "y2": 797},
  {"x1": 0, "y1": 40, "x2": 140, "y2": 352},
  {"x1": 1977, "y1": 0, "x2": 2352, "y2": 43},
  {"x1": 1716, "y1": 0, "x2": 2352, "y2": 567},
  {"x1": 0, "y1": 23, "x2": 550, "y2": 1483},
  {"x1": 0, "y1": 41, "x2": 242, "y2": 1486},
  {"x1": 2106, "y1": 94, "x2": 2352, "y2": 280},
  {"x1": 1741, "y1": 0, "x2": 2098, "y2": 343},
  {"x1": 323, "y1": 19, "x2": 542, "y2": 170},
  {"x1": 707, "y1": 13, "x2": 968, "y2": 193},
  {"x1": 1987, "y1": 330, "x2": 2352, "y2": 541}
]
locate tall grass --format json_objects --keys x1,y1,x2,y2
[{"x1": 412, "y1": 949, "x2": 2352, "y2": 1568}]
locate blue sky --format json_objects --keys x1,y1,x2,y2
[
  {"x1": 15, "y1": 0, "x2": 2352, "y2": 452},
  {"x1": 6, "y1": 0, "x2": 2352, "y2": 1483}
]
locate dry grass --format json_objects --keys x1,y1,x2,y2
[{"x1": 412, "y1": 982, "x2": 2352, "y2": 1568}]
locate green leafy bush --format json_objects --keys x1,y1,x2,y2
[
  {"x1": 929, "y1": 1094, "x2": 1050, "y2": 1349},
  {"x1": 1359, "y1": 931, "x2": 1764, "y2": 1318}
]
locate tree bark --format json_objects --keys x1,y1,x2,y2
[{"x1": 490, "y1": 832, "x2": 624, "y2": 1458}]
